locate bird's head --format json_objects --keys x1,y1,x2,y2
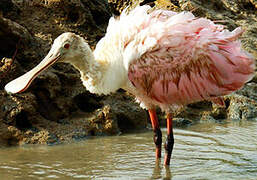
[
  {"x1": 51, "y1": 32, "x2": 90, "y2": 63},
  {"x1": 4, "y1": 32, "x2": 90, "y2": 94}
]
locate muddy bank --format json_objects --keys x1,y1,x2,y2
[{"x1": 0, "y1": 0, "x2": 256, "y2": 146}]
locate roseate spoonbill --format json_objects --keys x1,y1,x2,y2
[{"x1": 5, "y1": 5, "x2": 255, "y2": 166}]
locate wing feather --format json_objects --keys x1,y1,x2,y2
[{"x1": 126, "y1": 8, "x2": 255, "y2": 106}]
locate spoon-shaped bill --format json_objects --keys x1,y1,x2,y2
[{"x1": 5, "y1": 52, "x2": 61, "y2": 94}]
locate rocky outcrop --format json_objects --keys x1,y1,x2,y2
[{"x1": 0, "y1": 0, "x2": 256, "y2": 146}]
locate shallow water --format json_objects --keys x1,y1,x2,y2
[{"x1": 0, "y1": 120, "x2": 257, "y2": 180}]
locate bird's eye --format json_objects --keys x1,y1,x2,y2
[{"x1": 64, "y1": 43, "x2": 70, "y2": 49}]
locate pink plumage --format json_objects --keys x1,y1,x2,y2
[{"x1": 122, "y1": 6, "x2": 255, "y2": 111}]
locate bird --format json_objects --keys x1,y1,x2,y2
[{"x1": 4, "y1": 5, "x2": 255, "y2": 166}]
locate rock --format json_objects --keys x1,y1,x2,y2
[
  {"x1": 103, "y1": 92, "x2": 148, "y2": 133},
  {"x1": 0, "y1": 14, "x2": 33, "y2": 60},
  {"x1": 0, "y1": 123, "x2": 18, "y2": 146},
  {"x1": 0, "y1": 57, "x2": 23, "y2": 89},
  {"x1": 71, "y1": 91, "x2": 148, "y2": 135},
  {"x1": 0, "y1": 0, "x2": 20, "y2": 17},
  {"x1": 236, "y1": 82, "x2": 257, "y2": 101},
  {"x1": 86, "y1": 105, "x2": 120, "y2": 135},
  {"x1": 173, "y1": 118, "x2": 192, "y2": 127},
  {"x1": 108, "y1": 0, "x2": 136, "y2": 15},
  {"x1": 227, "y1": 94, "x2": 257, "y2": 120}
]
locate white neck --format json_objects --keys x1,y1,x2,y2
[{"x1": 69, "y1": 46, "x2": 126, "y2": 95}]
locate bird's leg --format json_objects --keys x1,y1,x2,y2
[
  {"x1": 164, "y1": 113, "x2": 174, "y2": 166},
  {"x1": 148, "y1": 109, "x2": 162, "y2": 159}
]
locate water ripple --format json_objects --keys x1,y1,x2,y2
[{"x1": 0, "y1": 120, "x2": 256, "y2": 179}]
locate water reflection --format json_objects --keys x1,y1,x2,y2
[
  {"x1": 0, "y1": 120, "x2": 256, "y2": 179},
  {"x1": 151, "y1": 160, "x2": 172, "y2": 180}
]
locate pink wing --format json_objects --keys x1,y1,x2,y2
[{"x1": 127, "y1": 9, "x2": 255, "y2": 106}]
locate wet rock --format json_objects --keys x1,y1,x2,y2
[
  {"x1": 10, "y1": 0, "x2": 111, "y2": 43},
  {"x1": 0, "y1": 0, "x2": 20, "y2": 20},
  {"x1": 173, "y1": 118, "x2": 192, "y2": 127},
  {"x1": 108, "y1": 0, "x2": 135, "y2": 15},
  {"x1": 0, "y1": 125, "x2": 21, "y2": 146},
  {"x1": 73, "y1": 92, "x2": 103, "y2": 113},
  {"x1": 227, "y1": 94, "x2": 257, "y2": 120},
  {"x1": 72, "y1": 92, "x2": 148, "y2": 135},
  {"x1": 103, "y1": 92, "x2": 148, "y2": 133},
  {"x1": 236, "y1": 82, "x2": 257, "y2": 101},
  {"x1": 0, "y1": 14, "x2": 33, "y2": 60},
  {"x1": 0, "y1": 92, "x2": 37, "y2": 124},
  {"x1": 86, "y1": 105, "x2": 120, "y2": 135}
]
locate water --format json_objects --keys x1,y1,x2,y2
[{"x1": 0, "y1": 120, "x2": 257, "y2": 180}]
